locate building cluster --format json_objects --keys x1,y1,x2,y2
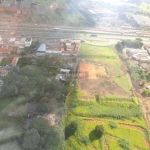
[
  {"x1": 126, "y1": 48, "x2": 150, "y2": 62},
  {"x1": 0, "y1": 56, "x2": 19, "y2": 77},
  {"x1": 0, "y1": 0, "x2": 31, "y2": 14},
  {"x1": 78, "y1": 0, "x2": 117, "y2": 22},
  {"x1": 0, "y1": 36, "x2": 32, "y2": 54},
  {"x1": 37, "y1": 39, "x2": 80, "y2": 55},
  {"x1": 133, "y1": 15, "x2": 150, "y2": 27}
]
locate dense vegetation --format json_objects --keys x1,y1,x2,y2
[
  {"x1": 116, "y1": 39, "x2": 143, "y2": 53},
  {"x1": 0, "y1": 55, "x2": 72, "y2": 150}
]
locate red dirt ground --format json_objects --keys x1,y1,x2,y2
[{"x1": 79, "y1": 62, "x2": 106, "y2": 80}]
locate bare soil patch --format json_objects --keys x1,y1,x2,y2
[
  {"x1": 78, "y1": 76, "x2": 129, "y2": 98},
  {"x1": 79, "y1": 62, "x2": 106, "y2": 80}
]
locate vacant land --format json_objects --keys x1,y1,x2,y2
[
  {"x1": 65, "y1": 43, "x2": 150, "y2": 150},
  {"x1": 79, "y1": 62, "x2": 106, "y2": 80}
]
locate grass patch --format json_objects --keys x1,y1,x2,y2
[
  {"x1": 113, "y1": 74, "x2": 132, "y2": 95},
  {"x1": 109, "y1": 139, "x2": 123, "y2": 150},
  {"x1": 105, "y1": 125, "x2": 147, "y2": 149},
  {"x1": 80, "y1": 43, "x2": 120, "y2": 67}
]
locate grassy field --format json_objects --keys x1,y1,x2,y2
[
  {"x1": 80, "y1": 43, "x2": 120, "y2": 67},
  {"x1": 65, "y1": 43, "x2": 149, "y2": 149}
]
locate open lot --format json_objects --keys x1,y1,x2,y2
[{"x1": 66, "y1": 42, "x2": 149, "y2": 150}]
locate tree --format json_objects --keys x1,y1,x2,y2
[
  {"x1": 115, "y1": 42, "x2": 123, "y2": 52},
  {"x1": 23, "y1": 129, "x2": 40, "y2": 150},
  {"x1": 118, "y1": 137, "x2": 131, "y2": 150},
  {"x1": 29, "y1": 117, "x2": 50, "y2": 135},
  {"x1": 94, "y1": 94, "x2": 100, "y2": 102},
  {"x1": 36, "y1": 102, "x2": 49, "y2": 114},
  {"x1": 95, "y1": 125, "x2": 104, "y2": 138},
  {"x1": 121, "y1": 39, "x2": 143, "y2": 49}
]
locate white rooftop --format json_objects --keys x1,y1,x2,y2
[
  {"x1": 37, "y1": 44, "x2": 46, "y2": 52},
  {"x1": 9, "y1": 38, "x2": 16, "y2": 42}
]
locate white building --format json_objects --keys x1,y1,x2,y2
[{"x1": 25, "y1": 38, "x2": 32, "y2": 47}]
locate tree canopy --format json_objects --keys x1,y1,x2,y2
[{"x1": 23, "y1": 128, "x2": 40, "y2": 150}]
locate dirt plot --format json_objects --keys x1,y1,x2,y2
[
  {"x1": 79, "y1": 62, "x2": 106, "y2": 80},
  {"x1": 78, "y1": 76, "x2": 129, "y2": 98}
]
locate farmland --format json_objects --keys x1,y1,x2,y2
[{"x1": 65, "y1": 43, "x2": 150, "y2": 150}]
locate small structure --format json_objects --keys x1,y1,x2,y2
[
  {"x1": 0, "y1": 70, "x2": 8, "y2": 77},
  {"x1": 55, "y1": 69, "x2": 70, "y2": 81},
  {"x1": 25, "y1": 38, "x2": 32, "y2": 47},
  {"x1": 60, "y1": 69, "x2": 70, "y2": 73},
  {"x1": 37, "y1": 44, "x2": 46, "y2": 54}
]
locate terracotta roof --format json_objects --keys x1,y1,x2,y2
[
  {"x1": 1, "y1": 70, "x2": 8, "y2": 76},
  {"x1": 0, "y1": 46, "x2": 13, "y2": 53},
  {"x1": 11, "y1": 57, "x2": 18, "y2": 66},
  {"x1": 66, "y1": 45, "x2": 73, "y2": 49}
]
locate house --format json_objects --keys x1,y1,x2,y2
[
  {"x1": 25, "y1": 38, "x2": 32, "y2": 47},
  {"x1": 0, "y1": 45, "x2": 13, "y2": 54},
  {"x1": 60, "y1": 69, "x2": 70, "y2": 73},
  {"x1": 1, "y1": 70, "x2": 8, "y2": 77},
  {"x1": 11, "y1": 57, "x2": 19, "y2": 66}
]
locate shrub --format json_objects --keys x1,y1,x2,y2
[
  {"x1": 132, "y1": 97, "x2": 139, "y2": 106},
  {"x1": 143, "y1": 89, "x2": 150, "y2": 97},
  {"x1": 121, "y1": 39, "x2": 143, "y2": 48},
  {"x1": 109, "y1": 121, "x2": 118, "y2": 129},
  {"x1": 94, "y1": 94, "x2": 100, "y2": 102},
  {"x1": 118, "y1": 137, "x2": 131, "y2": 150},
  {"x1": 80, "y1": 136, "x2": 90, "y2": 145}
]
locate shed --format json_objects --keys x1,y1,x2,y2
[{"x1": 37, "y1": 44, "x2": 46, "y2": 53}]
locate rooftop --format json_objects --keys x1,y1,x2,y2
[
  {"x1": 1, "y1": 70, "x2": 8, "y2": 76},
  {"x1": 37, "y1": 44, "x2": 46, "y2": 53},
  {"x1": 0, "y1": 45, "x2": 13, "y2": 53}
]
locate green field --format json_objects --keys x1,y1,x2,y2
[{"x1": 65, "y1": 43, "x2": 149, "y2": 149}]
